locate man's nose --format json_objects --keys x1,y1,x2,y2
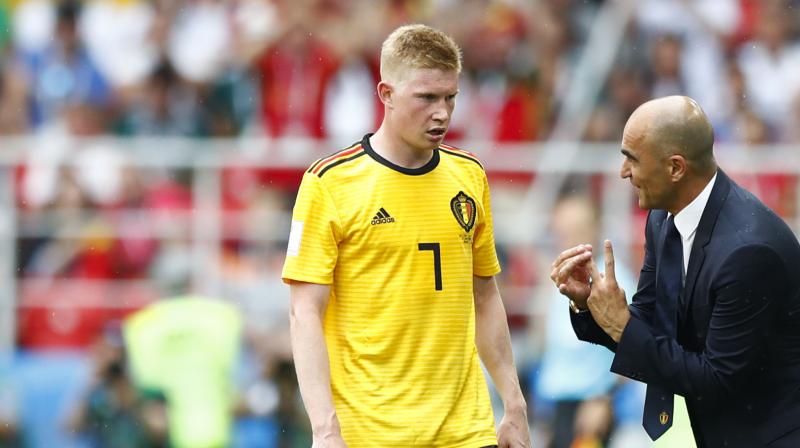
[
  {"x1": 432, "y1": 101, "x2": 449, "y2": 122},
  {"x1": 620, "y1": 160, "x2": 630, "y2": 179}
]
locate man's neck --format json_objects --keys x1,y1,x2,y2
[
  {"x1": 370, "y1": 126, "x2": 435, "y2": 169},
  {"x1": 669, "y1": 169, "x2": 717, "y2": 215}
]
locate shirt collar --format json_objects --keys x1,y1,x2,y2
[{"x1": 672, "y1": 172, "x2": 717, "y2": 241}]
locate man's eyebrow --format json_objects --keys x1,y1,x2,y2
[
  {"x1": 621, "y1": 148, "x2": 637, "y2": 161},
  {"x1": 414, "y1": 90, "x2": 459, "y2": 97}
]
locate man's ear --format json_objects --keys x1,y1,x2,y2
[
  {"x1": 377, "y1": 81, "x2": 393, "y2": 109},
  {"x1": 668, "y1": 154, "x2": 687, "y2": 182}
]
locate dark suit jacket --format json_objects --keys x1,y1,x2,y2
[{"x1": 571, "y1": 170, "x2": 800, "y2": 447}]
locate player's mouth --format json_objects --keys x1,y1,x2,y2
[{"x1": 426, "y1": 127, "x2": 447, "y2": 141}]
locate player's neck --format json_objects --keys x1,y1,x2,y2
[{"x1": 370, "y1": 127, "x2": 436, "y2": 169}]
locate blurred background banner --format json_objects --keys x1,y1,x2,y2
[{"x1": 1, "y1": 0, "x2": 799, "y2": 447}]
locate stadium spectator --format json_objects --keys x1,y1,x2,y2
[
  {"x1": 17, "y1": 0, "x2": 110, "y2": 128},
  {"x1": 254, "y1": 4, "x2": 340, "y2": 139},
  {"x1": 647, "y1": 34, "x2": 684, "y2": 99},
  {"x1": 124, "y1": 297, "x2": 242, "y2": 448},
  {"x1": 0, "y1": 61, "x2": 31, "y2": 134},
  {"x1": 79, "y1": 0, "x2": 159, "y2": 90},
  {"x1": 114, "y1": 61, "x2": 203, "y2": 136},
  {"x1": 166, "y1": 0, "x2": 231, "y2": 85},
  {"x1": 635, "y1": 0, "x2": 739, "y2": 125},
  {"x1": 67, "y1": 324, "x2": 168, "y2": 448},
  {"x1": 736, "y1": 0, "x2": 800, "y2": 140}
]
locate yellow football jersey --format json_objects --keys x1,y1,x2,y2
[{"x1": 282, "y1": 134, "x2": 501, "y2": 447}]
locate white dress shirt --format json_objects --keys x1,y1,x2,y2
[{"x1": 671, "y1": 173, "x2": 718, "y2": 276}]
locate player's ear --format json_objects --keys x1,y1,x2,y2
[{"x1": 377, "y1": 81, "x2": 394, "y2": 109}]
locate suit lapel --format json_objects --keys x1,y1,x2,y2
[
  {"x1": 682, "y1": 169, "x2": 732, "y2": 313},
  {"x1": 655, "y1": 212, "x2": 669, "y2": 293}
]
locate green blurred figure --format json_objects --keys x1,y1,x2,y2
[{"x1": 124, "y1": 297, "x2": 242, "y2": 448}]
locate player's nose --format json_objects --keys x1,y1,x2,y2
[{"x1": 432, "y1": 99, "x2": 452, "y2": 122}]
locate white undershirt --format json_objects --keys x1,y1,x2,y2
[{"x1": 670, "y1": 172, "x2": 718, "y2": 275}]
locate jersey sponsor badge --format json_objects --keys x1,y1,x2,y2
[{"x1": 450, "y1": 191, "x2": 476, "y2": 233}]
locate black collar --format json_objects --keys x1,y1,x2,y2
[{"x1": 361, "y1": 133, "x2": 440, "y2": 175}]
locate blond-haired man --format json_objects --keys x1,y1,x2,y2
[{"x1": 283, "y1": 24, "x2": 531, "y2": 447}]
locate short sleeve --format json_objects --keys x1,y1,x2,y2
[
  {"x1": 281, "y1": 172, "x2": 342, "y2": 284},
  {"x1": 472, "y1": 173, "x2": 501, "y2": 277}
]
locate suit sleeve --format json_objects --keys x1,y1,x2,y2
[
  {"x1": 571, "y1": 210, "x2": 659, "y2": 352},
  {"x1": 611, "y1": 243, "x2": 788, "y2": 403}
]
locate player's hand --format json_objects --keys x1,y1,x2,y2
[
  {"x1": 312, "y1": 433, "x2": 348, "y2": 448},
  {"x1": 550, "y1": 244, "x2": 593, "y2": 308},
  {"x1": 496, "y1": 408, "x2": 532, "y2": 447},
  {"x1": 586, "y1": 240, "x2": 629, "y2": 342}
]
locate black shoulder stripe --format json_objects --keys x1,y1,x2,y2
[
  {"x1": 307, "y1": 158, "x2": 324, "y2": 173},
  {"x1": 439, "y1": 147, "x2": 484, "y2": 169},
  {"x1": 317, "y1": 151, "x2": 367, "y2": 177},
  {"x1": 307, "y1": 141, "x2": 361, "y2": 173}
]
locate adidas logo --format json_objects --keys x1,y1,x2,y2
[{"x1": 371, "y1": 208, "x2": 395, "y2": 225}]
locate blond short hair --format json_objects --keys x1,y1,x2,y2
[{"x1": 380, "y1": 24, "x2": 462, "y2": 84}]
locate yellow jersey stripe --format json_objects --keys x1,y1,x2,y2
[{"x1": 439, "y1": 145, "x2": 484, "y2": 169}]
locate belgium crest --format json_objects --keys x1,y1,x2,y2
[{"x1": 450, "y1": 191, "x2": 476, "y2": 233}]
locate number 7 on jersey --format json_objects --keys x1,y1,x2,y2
[{"x1": 418, "y1": 243, "x2": 443, "y2": 291}]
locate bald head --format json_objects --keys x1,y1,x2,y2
[{"x1": 624, "y1": 95, "x2": 716, "y2": 175}]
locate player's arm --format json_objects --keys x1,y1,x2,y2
[
  {"x1": 289, "y1": 281, "x2": 346, "y2": 446},
  {"x1": 474, "y1": 275, "x2": 531, "y2": 447}
]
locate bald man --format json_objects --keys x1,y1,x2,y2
[{"x1": 551, "y1": 96, "x2": 800, "y2": 448}]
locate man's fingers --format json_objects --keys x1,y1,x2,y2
[
  {"x1": 587, "y1": 257, "x2": 602, "y2": 284},
  {"x1": 604, "y1": 239, "x2": 616, "y2": 283},
  {"x1": 551, "y1": 250, "x2": 584, "y2": 283},
  {"x1": 552, "y1": 244, "x2": 592, "y2": 270},
  {"x1": 555, "y1": 251, "x2": 592, "y2": 283},
  {"x1": 551, "y1": 246, "x2": 580, "y2": 270}
]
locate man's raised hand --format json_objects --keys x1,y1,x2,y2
[
  {"x1": 551, "y1": 244, "x2": 594, "y2": 307},
  {"x1": 586, "y1": 240, "x2": 629, "y2": 342}
]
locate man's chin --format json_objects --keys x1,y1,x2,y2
[{"x1": 415, "y1": 137, "x2": 440, "y2": 151}]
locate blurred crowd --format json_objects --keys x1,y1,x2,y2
[
  {"x1": 0, "y1": 0, "x2": 798, "y2": 143},
  {"x1": 3, "y1": 0, "x2": 800, "y2": 447}
]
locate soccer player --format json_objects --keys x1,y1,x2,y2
[{"x1": 282, "y1": 24, "x2": 531, "y2": 447}]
